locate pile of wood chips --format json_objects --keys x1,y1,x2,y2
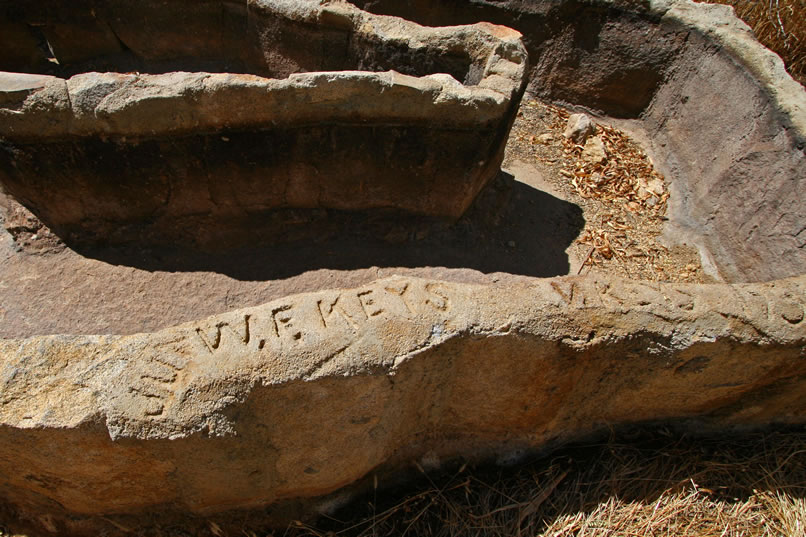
[
  {"x1": 557, "y1": 107, "x2": 669, "y2": 268},
  {"x1": 505, "y1": 100, "x2": 708, "y2": 282},
  {"x1": 560, "y1": 124, "x2": 669, "y2": 214}
]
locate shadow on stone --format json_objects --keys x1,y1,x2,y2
[
  {"x1": 70, "y1": 171, "x2": 585, "y2": 281},
  {"x1": 350, "y1": 0, "x2": 672, "y2": 118}
]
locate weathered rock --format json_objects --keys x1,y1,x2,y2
[
  {"x1": 564, "y1": 113, "x2": 596, "y2": 144},
  {"x1": 352, "y1": 0, "x2": 687, "y2": 118},
  {"x1": 0, "y1": 1, "x2": 805, "y2": 536},
  {"x1": 0, "y1": 0, "x2": 527, "y2": 250},
  {"x1": 0, "y1": 274, "x2": 804, "y2": 535},
  {"x1": 351, "y1": 0, "x2": 806, "y2": 283},
  {"x1": 580, "y1": 135, "x2": 607, "y2": 164}
]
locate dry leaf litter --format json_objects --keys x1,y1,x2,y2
[{"x1": 504, "y1": 100, "x2": 710, "y2": 283}]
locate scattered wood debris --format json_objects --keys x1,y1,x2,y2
[{"x1": 504, "y1": 100, "x2": 710, "y2": 283}]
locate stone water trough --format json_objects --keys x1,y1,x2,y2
[
  {"x1": 0, "y1": 0, "x2": 527, "y2": 249},
  {"x1": 0, "y1": 0, "x2": 805, "y2": 535}
]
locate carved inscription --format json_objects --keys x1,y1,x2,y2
[
  {"x1": 547, "y1": 277, "x2": 803, "y2": 335},
  {"x1": 357, "y1": 289, "x2": 384, "y2": 318},
  {"x1": 318, "y1": 295, "x2": 360, "y2": 330},
  {"x1": 129, "y1": 380, "x2": 169, "y2": 413},
  {"x1": 130, "y1": 338, "x2": 188, "y2": 418},
  {"x1": 779, "y1": 300, "x2": 804, "y2": 324},
  {"x1": 272, "y1": 305, "x2": 301, "y2": 341},
  {"x1": 424, "y1": 283, "x2": 451, "y2": 311},
  {"x1": 193, "y1": 280, "x2": 456, "y2": 355},
  {"x1": 665, "y1": 287, "x2": 695, "y2": 311},
  {"x1": 550, "y1": 280, "x2": 603, "y2": 308},
  {"x1": 598, "y1": 280, "x2": 660, "y2": 308},
  {"x1": 384, "y1": 281, "x2": 415, "y2": 314},
  {"x1": 196, "y1": 315, "x2": 251, "y2": 353},
  {"x1": 765, "y1": 288, "x2": 805, "y2": 325}
]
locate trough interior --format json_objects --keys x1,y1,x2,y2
[
  {"x1": 1, "y1": 0, "x2": 479, "y2": 85},
  {"x1": 1, "y1": 1, "x2": 524, "y2": 254},
  {"x1": 0, "y1": 168, "x2": 585, "y2": 338},
  {"x1": 1, "y1": 0, "x2": 804, "y2": 338},
  {"x1": 352, "y1": 0, "x2": 806, "y2": 283}
]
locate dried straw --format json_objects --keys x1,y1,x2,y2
[
  {"x1": 702, "y1": 0, "x2": 805, "y2": 86},
  {"x1": 288, "y1": 429, "x2": 806, "y2": 537}
]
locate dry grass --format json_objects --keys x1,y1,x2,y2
[
  {"x1": 700, "y1": 0, "x2": 806, "y2": 86},
  {"x1": 287, "y1": 429, "x2": 806, "y2": 537}
]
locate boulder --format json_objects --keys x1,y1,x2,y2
[{"x1": 1, "y1": 275, "x2": 805, "y2": 535}]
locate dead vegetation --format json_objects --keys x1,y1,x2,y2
[
  {"x1": 501, "y1": 0, "x2": 806, "y2": 283},
  {"x1": 504, "y1": 100, "x2": 708, "y2": 283},
  {"x1": 288, "y1": 428, "x2": 806, "y2": 537},
  {"x1": 560, "y1": 121, "x2": 668, "y2": 214},
  {"x1": 556, "y1": 109, "x2": 675, "y2": 277},
  {"x1": 701, "y1": 0, "x2": 805, "y2": 86}
]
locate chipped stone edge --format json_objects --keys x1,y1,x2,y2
[{"x1": 0, "y1": 0, "x2": 527, "y2": 140}]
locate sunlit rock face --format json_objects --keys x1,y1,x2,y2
[
  {"x1": 1, "y1": 275, "x2": 805, "y2": 535},
  {"x1": 0, "y1": 1, "x2": 805, "y2": 536}
]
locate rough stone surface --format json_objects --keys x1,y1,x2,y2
[
  {"x1": 0, "y1": 170, "x2": 588, "y2": 339},
  {"x1": 1, "y1": 275, "x2": 805, "y2": 535},
  {"x1": 580, "y1": 135, "x2": 608, "y2": 165},
  {"x1": 564, "y1": 113, "x2": 596, "y2": 144},
  {"x1": 0, "y1": 0, "x2": 527, "y2": 250},
  {"x1": 643, "y1": 1, "x2": 806, "y2": 283},
  {"x1": 0, "y1": 1, "x2": 805, "y2": 535},
  {"x1": 352, "y1": 0, "x2": 687, "y2": 118},
  {"x1": 351, "y1": 0, "x2": 806, "y2": 282}
]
